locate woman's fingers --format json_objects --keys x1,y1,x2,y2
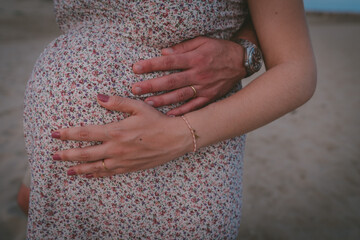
[
  {"x1": 93, "y1": 163, "x2": 153, "y2": 178},
  {"x1": 97, "y1": 94, "x2": 150, "y2": 115},
  {"x1": 52, "y1": 124, "x2": 110, "y2": 142},
  {"x1": 93, "y1": 166, "x2": 135, "y2": 178},
  {"x1": 53, "y1": 143, "x2": 110, "y2": 162},
  {"x1": 166, "y1": 97, "x2": 209, "y2": 116},
  {"x1": 52, "y1": 95, "x2": 152, "y2": 142},
  {"x1": 68, "y1": 159, "x2": 136, "y2": 177},
  {"x1": 144, "y1": 86, "x2": 198, "y2": 108},
  {"x1": 75, "y1": 161, "x2": 156, "y2": 178},
  {"x1": 67, "y1": 159, "x2": 114, "y2": 176},
  {"x1": 132, "y1": 71, "x2": 191, "y2": 95},
  {"x1": 133, "y1": 53, "x2": 191, "y2": 74}
]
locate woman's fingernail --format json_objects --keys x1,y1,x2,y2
[
  {"x1": 145, "y1": 100, "x2": 154, "y2": 106},
  {"x1": 133, "y1": 64, "x2": 142, "y2": 73},
  {"x1": 97, "y1": 94, "x2": 109, "y2": 102},
  {"x1": 51, "y1": 131, "x2": 60, "y2": 139},
  {"x1": 162, "y1": 48, "x2": 174, "y2": 54},
  {"x1": 134, "y1": 87, "x2": 142, "y2": 94},
  {"x1": 52, "y1": 154, "x2": 61, "y2": 160},
  {"x1": 85, "y1": 174, "x2": 94, "y2": 179},
  {"x1": 67, "y1": 169, "x2": 76, "y2": 176}
]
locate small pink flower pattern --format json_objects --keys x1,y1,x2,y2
[{"x1": 24, "y1": 0, "x2": 248, "y2": 239}]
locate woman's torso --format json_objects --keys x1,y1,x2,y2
[{"x1": 24, "y1": 1, "x2": 248, "y2": 239}]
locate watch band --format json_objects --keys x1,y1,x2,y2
[{"x1": 233, "y1": 38, "x2": 263, "y2": 77}]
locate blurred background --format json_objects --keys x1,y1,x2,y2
[{"x1": 0, "y1": 0, "x2": 359, "y2": 239}]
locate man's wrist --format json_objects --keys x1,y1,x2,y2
[
  {"x1": 231, "y1": 41, "x2": 248, "y2": 78},
  {"x1": 233, "y1": 38, "x2": 263, "y2": 77}
]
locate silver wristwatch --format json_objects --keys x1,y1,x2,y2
[{"x1": 234, "y1": 38, "x2": 263, "y2": 77}]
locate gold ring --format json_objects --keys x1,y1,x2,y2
[
  {"x1": 102, "y1": 159, "x2": 109, "y2": 171},
  {"x1": 190, "y1": 85, "x2": 197, "y2": 98}
]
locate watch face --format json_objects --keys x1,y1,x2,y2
[{"x1": 249, "y1": 48, "x2": 263, "y2": 72}]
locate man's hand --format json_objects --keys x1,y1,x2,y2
[{"x1": 131, "y1": 36, "x2": 247, "y2": 116}]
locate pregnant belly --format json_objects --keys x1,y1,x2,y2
[{"x1": 23, "y1": 32, "x2": 175, "y2": 161}]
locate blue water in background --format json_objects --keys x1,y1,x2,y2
[{"x1": 304, "y1": 0, "x2": 360, "y2": 13}]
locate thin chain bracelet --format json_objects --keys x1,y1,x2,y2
[{"x1": 181, "y1": 115, "x2": 198, "y2": 152}]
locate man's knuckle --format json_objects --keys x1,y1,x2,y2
[
  {"x1": 195, "y1": 71, "x2": 210, "y2": 82},
  {"x1": 109, "y1": 148, "x2": 123, "y2": 157},
  {"x1": 167, "y1": 76, "x2": 177, "y2": 89},
  {"x1": 104, "y1": 127, "x2": 113, "y2": 140},
  {"x1": 142, "y1": 61, "x2": 151, "y2": 72},
  {"x1": 94, "y1": 165, "x2": 102, "y2": 172},
  {"x1": 207, "y1": 41, "x2": 218, "y2": 51},
  {"x1": 207, "y1": 55, "x2": 215, "y2": 65},
  {"x1": 143, "y1": 82, "x2": 153, "y2": 93},
  {"x1": 155, "y1": 96, "x2": 165, "y2": 106},
  {"x1": 194, "y1": 73, "x2": 202, "y2": 82},
  {"x1": 176, "y1": 90, "x2": 187, "y2": 102},
  {"x1": 191, "y1": 54, "x2": 205, "y2": 65}
]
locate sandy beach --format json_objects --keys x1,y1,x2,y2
[{"x1": 1, "y1": 0, "x2": 359, "y2": 239}]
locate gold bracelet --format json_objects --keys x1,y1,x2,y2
[{"x1": 181, "y1": 115, "x2": 198, "y2": 152}]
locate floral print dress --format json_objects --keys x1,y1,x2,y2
[{"x1": 24, "y1": 0, "x2": 248, "y2": 239}]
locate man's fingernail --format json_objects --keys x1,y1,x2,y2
[
  {"x1": 134, "y1": 87, "x2": 142, "y2": 95},
  {"x1": 162, "y1": 48, "x2": 174, "y2": 54},
  {"x1": 97, "y1": 94, "x2": 109, "y2": 102},
  {"x1": 52, "y1": 154, "x2": 61, "y2": 160},
  {"x1": 145, "y1": 100, "x2": 154, "y2": 106},
  {"x1": 51, "y1": 131, "x2": 60, "y2": 139},
  {"x1": 85, "y1": 174, "x2": 94, "y2": 179},
  {"x1": 133, "y1": 64, "x2": 142, "y2": 73},
  {"x1": 67, "y1": 169, "x2": 76, "y2": 176}
]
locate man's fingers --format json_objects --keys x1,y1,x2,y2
[
  {"x1": 161, "y1": 37, "x2": 209, "y2": 55},
  {"x1": 53, "y1": 144, "x2": 110, "y2": 162},
  {"x1": 166, "y1": 97, "x2": 209, "y2": 116},
  {"x1": 132, "y1": 71, "x2": 191, "y2": 95},
  {"x1": 97, "y1": 94, "x2": 150, "y2": 115},
  {"x1": 133, "y1": 54, "x2": 191, "y2": 74},
  {"x1": 144, "y1": 86, "x2": 198, "y2": 107},
  {"x1": 52, "y1": 124, "x2": 110, "y2": 142}
]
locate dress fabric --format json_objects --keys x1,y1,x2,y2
[{"x1": 24, "y1": 0, "x2": 248, "y2": 239}]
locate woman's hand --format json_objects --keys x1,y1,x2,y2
[
  {"x1": 131, "y1": 36, "x2": 247, "y2": 116},
  {"x1": 51, "y1": 94, "x2": 192, "y2": 178}
]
